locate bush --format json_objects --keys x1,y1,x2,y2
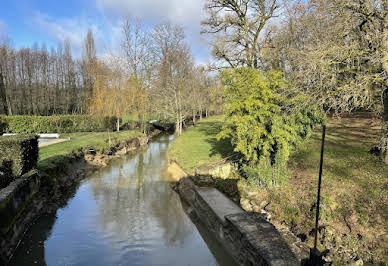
[
  {"x1": 0, "y1": 165, "x2": 12, "y2": 189},
  {"x1": 0, "y1": 115, "x2": 117, "y2": 134},
  {"x1": 0, "y1": 118, "x2": 6, "y2": 135},
  {"x1": 0, "y1": 135, "x2": 39, "y2": 188},
  {"x1": 218, "y1": 68, "x2": 325, "y2": 187}
]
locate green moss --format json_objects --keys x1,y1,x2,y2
[
  {"x1": 0, "y1": 193, "x2": 37, "y2": 236},
  {"x1": 0, "y1": 171, "x2": 40, "y2": 235}
]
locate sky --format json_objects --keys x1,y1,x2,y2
[{"x1": 0, "y1": 0, "x2": 211, "y2": 64}]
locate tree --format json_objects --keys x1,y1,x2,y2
[
  {"x1": 218, "y1": 68, "x2": 324, "y2": 186},
  {"x1": 89, "y1": 57, "x2": 139, "y2": 132},
  {"x1": 0, "y1": 38, "x2": 90, "y2": 115},
  {"x1": 83, "y1": 29, "x2": 96, "y2": 64},
  {"x1": 82, "y1": 29, "x2": 97, "y2": 105},
  {"x1": 0, "y1": 72, "x2": 8, "y2": 115},
  {"x1": 150, "y1": 21, "x2": 194, "y2": 135},
  {"x1": 202, "y1": 0, "x2": 281, "y2": 69},
  {"x1": 265, "y1": 0, "x2": 387, "y2": 162},
  {"x1": 188, "y1": 66, "x2": 212, "y2": 124},
  {"x1": 121, "y1": 18, "x2": 152, "y2": 131}
]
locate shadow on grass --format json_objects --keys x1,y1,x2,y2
[{"x1": 197, "y1": 121, "x2": 236, "y2": 159}]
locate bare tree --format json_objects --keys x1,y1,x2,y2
[
  {"x1": 121, "y1": 18, "x2": 152, "y2": 87},
  {"x1": 151, "y1": 21, "x2": 194, "y2": 135},
  {"x1": 83, "y1": 29, "x2": 97, "y2": 64},
  {"x1": 121, "y1": 18, "x2": 153, "y2": 131},
  {"x1": 202, "y1": 0, "x2": 282, "y2": 69}
]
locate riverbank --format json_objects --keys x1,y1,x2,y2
[
  {"x1": 168, "y1": 114, "x2": 388, "y2": 264},
  {"x1": 0, "y1": 129, "x2": 162, "y2": 265},
  {"x1": 168, "y1": 116, "x2": 234, "y2": 174},
  {"x1": 39, "y1": 130, "x2": 144, "y2": 168}
]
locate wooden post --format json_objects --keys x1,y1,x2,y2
[
  {"x1": 314, "y1": 125, "x2": 326, "y2": 249},
  {"x1": 303, "y1": 125, "x2": 326, "y2": 266}
]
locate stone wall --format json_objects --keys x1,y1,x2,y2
[
  {"x1": 0, "y1": 170, "x2": 40, "y2": 264},
  {"x1": 175, "y1": 176, "x2": 308, "y2": 266}
]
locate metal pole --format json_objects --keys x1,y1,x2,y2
[{"x1": 314, "y1": 125, "x2": 326, "y2": 249}]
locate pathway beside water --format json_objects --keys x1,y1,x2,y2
[{"x1": 10, "y1": 135, "x2": 235, "y2": 266}]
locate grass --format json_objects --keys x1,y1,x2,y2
[
  {"x1": 168, "y1": 116, "x2": 235, "y2": 174},
  {"x1": 39, "y1": 130, "x2": 143, "y2": 169},
  {"x1": 247, "y1": 114, "x2": 388, "y2": 264},
  {"x1": 169, "y1": 113, "x2": 388, "y2": 263}
]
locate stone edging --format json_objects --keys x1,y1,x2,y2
[{"x1": 171, "y1": 161, "x2": 308, "y2": 266}]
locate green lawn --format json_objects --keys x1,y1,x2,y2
[
  {"x1": 168, "y1": 116, "x2": 235, "y2": 174},
  {"x1": 242, "y1": 115, "x2": 388, "y2": 264},
  {"x1": 168, "y1": 114, "x2": 388, "y2": 263},
  {"x1": 39, "y1": 130, "x2": 143, "y2": 168}
]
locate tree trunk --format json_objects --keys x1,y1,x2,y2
[
  {"x1": 382, "y1": 89, "x2": 388, "y2": 164},
  {"x1": 193, "y1": 110, "x2": 196, "y2": 125},
  {"x1": 176, "y1": 117, "x2": 180, "y2": 135},
  {"x1": 0, "y1": 72, "x2": 9, "y2": 115},
  {"x1": 116, "y1": 117, "x2": 120, "y2": 132}
]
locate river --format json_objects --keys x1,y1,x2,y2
[{"x1": 9, "y1": 135, "x2": 236, "y2": 266}]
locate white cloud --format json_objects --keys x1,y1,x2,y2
[
  {"x1": 31, "y1": 12, "x2": 103, "y2": 55},
  {"x1": 29, "y1": 1, "x2": 211, "y2": 63},
  {"x1": 96, "y1": 0, "x2": 206, "y2": 24},
  {"x1": 95, "y1": 0, "x2": 211, "y2": 63}
]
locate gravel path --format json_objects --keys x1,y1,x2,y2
[{"x1": 38, "y1": 139, "x2": 69, "y2": 147}]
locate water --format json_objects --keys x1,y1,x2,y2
[{"x1": 9, "y1": 135, "x2": 235, "y2": 266}]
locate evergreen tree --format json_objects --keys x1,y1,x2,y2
[{"x1": 218, "y1": 68, "x2": 325, "y2": 187}]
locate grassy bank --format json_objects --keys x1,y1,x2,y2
[
  {"x1": 270, "y1": 114, "x2": 388, "y2": 264},
  {"x1": 170, "y1": 114, "x2": 388, "y2": 264},
  {"x1": 168, "y1": 116, "x2": 234, "y2": 174},
  {"x1": 39, "y1": 130, "x2": 143, "y2": 169}
]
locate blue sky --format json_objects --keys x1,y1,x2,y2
[{"x1": 0, "y1": 0, "x2": 210, "y2": 63}]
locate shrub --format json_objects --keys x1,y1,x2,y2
[
  {"x1": 0, "y1": 115, "x2": 117, "y2": 134},
  {"x1": 0, "y1": 118, "x2": 6, "y2": 135},
  {"x1": 0, "y1": 165, "x2": 12, "y2": 189},
  {"x1": 218, "y1": 68, "x2": 325, "y2": 187},
  {"x1": 0, "y1": 135, "x2": 39, "y2": 182}
]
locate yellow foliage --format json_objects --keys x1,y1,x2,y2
[{"x1": 88, "y1": 60, "x2": 148, "y2": 121}]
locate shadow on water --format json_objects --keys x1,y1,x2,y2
[{"x1": 10, "y1": 134, "x2": 236, "y2": 266}]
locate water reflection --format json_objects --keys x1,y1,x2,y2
[{"x1": 10, "y1": 135, "x2": 235, "y2": 266}]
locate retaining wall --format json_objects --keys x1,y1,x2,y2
[{"x1": 175, "y1": 175, "x2": 307, "y2": 266}]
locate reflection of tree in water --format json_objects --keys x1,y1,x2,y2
[{"x1": 89, "y1": 135, "x2": 193, "y2": 248}]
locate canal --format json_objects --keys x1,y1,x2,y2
[{"x1": 9, "y1": 135, "x2": 235, "y2": 266}]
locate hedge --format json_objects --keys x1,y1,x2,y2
[
  {"x1": 0, "y1": 119, "x2": 6, "y2": 135},
  {"x1": 0, "y1": 135, "x2": 39, "y2": 188},
  {"x1": 0, "y1": 166, "x2": 12, "y2": 189},
  {"x1": 0, "y1": 115, "x2": 117, "y2": 134}
]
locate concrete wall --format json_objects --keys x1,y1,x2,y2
[{"x1": 176, "y1": 176, "x2": 307, "y2": 266}]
